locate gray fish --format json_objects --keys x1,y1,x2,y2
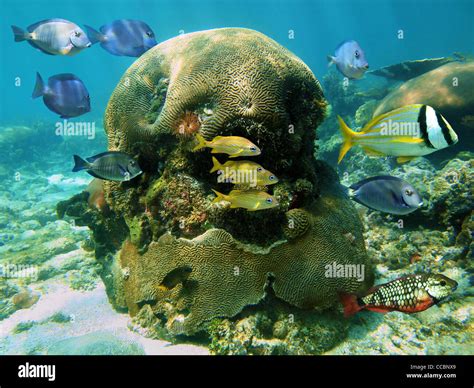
[
  {"x1": 11, "y1": 19, "x2": 91, "y2": 56},
  {"x1": 327, "y1": 40, "x2": 369, "y2": 79},
  {"x1": 72, "y1": 152, "x2": 142, "y2": 182},
  {"x1": 84, "y1": 19, "x2": 157, "y2": 57},
  {"x1": 349, "y1": 175, "x2": 423, "y2": 215},
  {"x1": 32, "y1": 72, "x2": 90, "y2": 118}
]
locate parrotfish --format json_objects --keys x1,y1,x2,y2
[
  {"x1": 72, "y1": 152, "x2": 142, "y2": 182},
  {"x1": 193, "y1": 133, "x2": 261, "y2": 158},
  {"x1": 158, "y1": 266, "x2": 192, "y2": 291},
  {"x1": 84, "y1": 19, "x2": 157, "y2": 57},
  {"x1": 11, "y1": 19, "x2": 91, "y2": 56},
  {"x1": 32, "y1": 72, "x2": 91, "y2": 118},
  {"x1": 338, "y1": 104, "x2": 459, "y2": 164},
  {"x1": 340, "y1": 273, "x2": 457, "y2": 317},
  {"x1": 210, "y1": 157, "x2": 278, "y2": 186},
  {"x1": 327, "y1": 40, "x2": 369, "y2": 79},
  {"x1": 349, "y1": 175, "x2": 423, "y2": 215},
  {"x1": 212, "y1": 189, "x2": 278, "y2": 211}
]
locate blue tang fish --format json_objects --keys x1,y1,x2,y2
[
  {"x1": 11, "y1": 19, "x2": 91, "y2": 56},
  {"x1": 84, "y1": 19, "x2": 157, "y2": 57},
  {"x1": 327, "y1": 40, "x2": 369, "y2": 79},
  {"x1": 32, "y1": 72, "x2": 91, "y2": 118},
  {"x1": 349, "y1": 175, "x2": 423, "y2": 215}
]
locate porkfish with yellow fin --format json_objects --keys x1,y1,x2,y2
[
  {"x1": 193, "y1": 133, "x2": 260, "y2": 158},
  {"x1": 337, "y1": 104, "x2": 458, "y2": 164},
  {"x1": 212, "y1": 189, "x2": 278, "y2": 211},
  {"x1": 210, "y1": 157, "x2": 278, "y2": 186}
]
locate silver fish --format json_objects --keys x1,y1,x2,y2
[
  {"x1": 12, "y1": 19, "x2": 91, "y2": 56},
  {"x1": 72, "y1": 152, "x2": 142, "y2": 182},
  {"x1": 349, "y1": 175, "x2": 423, "y2": 215},
  {"x1": 328, "y1": 40, "x2": 369, "y2": 79}
]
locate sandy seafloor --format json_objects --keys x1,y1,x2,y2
[{"x1": 0, "y1": 124, "x2": 472, "y2": 356}]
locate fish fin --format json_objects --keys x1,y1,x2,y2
[
  {"x1": 60, "y1": 115, "x2": 72, "y2": 119},
  {"x1": 211, "y1": 189, "x2": 227, "y2": 204},
  {"x1": 27, "y1": 40, "x2": 55, "y2": 55},
  {"x1": 396, "y1": 156, "x2": 416, "y2": 164},
  {"x1": 327, "y1": 55, "x2": 336, "y2": 67},
  {"x1": 58, "y1": 46, "x2": 72, "y2": 55},
  {"x1": 72, "y1": 155, "x2": 90, "y2": 172},
  {"x1": 365, "y1": 307, "x2": 390, "y2": 314},
  {"x1": 193, "y1": 133, "x2": 208, "y2": 151},
  {"x1": 85, "y1": 151, "x2": 127, "y2": 163},
  {"x1": 350, "y1": 175, "x2": 401, "y2": 190},
  {"x1": 228, "y1": 150, "x2": 244, "y2": 158},
  {"x1": 84, "y1": 25, "x2": 103, "y2": 45},
  {"x1": 32, "y1": 72, "x2": 45, "y2": 99},
  {"x1": 339, "y1": 292, "x2": 363, "y2": 318},
  {"x1": 337, "y1": 115, "x2": 358, "y2": 163},
  {"x1": 11, "y1": 25, "x2": 27, "y2": 42},
  {"x1": 210, "y1": 156, "x2": 222, "y2": 173},
  {"x1": 360, "y1": 146, "x2": 385, "y2": 157}
]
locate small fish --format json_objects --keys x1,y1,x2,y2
[
  {"x1": 327, "y1": 40, "x2": 369, "y2": 79},
  {"x1": 84, "y1": 19, "x2": 157, "y2": 57},
  {"x1": 338, "y1": 104, "x2": 459, "y2": 164},
  {"x1": 11, "y1": 19, "x2": 91, "y2": 56},
  {"x1": 158, "y1": 266, "x2": 192, "y2": 291},
  {"x1": 340, "y1": 273, "x2": 457, "y2": 317},
  {"x1": 349, "y1": 175, "x2": 423, "y2": 215},
  {"x1": 72, "y1": 152, "x2": 142, "y2": 182},
  {"x1": 32, "y1": 72, "x2": 90, "y2": 118},
  {"x1": 210, "y1": 157, "x2": 278, "y2": 186},
  {"x1": 193, "y1": 133, "x2": 260, "y2": 158},
  {"x1": 212, "y1": 189, "x2": 278, "y2": 211}
]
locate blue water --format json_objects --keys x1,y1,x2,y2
[{"x1": 1, "y1": 0, "x2": 473, "y2": 123}]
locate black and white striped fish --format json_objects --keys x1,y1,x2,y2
[
  {"x1": 337, "y1": 104, "x2": 459, "y2": 163},
  {"x1": 72, "y1": 152, "x2": 142, "y2": 182}
]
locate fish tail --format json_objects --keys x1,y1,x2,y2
[
  {"x1": 339, "y1": 292, "x2": 363, "y2": 318},
  {"x1": 210, "y1": 156, "x2": 222, "y2": 173},
  {"x1": 83, "y1": 25, "x2": 103, "y2": 45},
  {"x1": 32, "y1": 72, "x2": 45, "y2": 99},
  {"x1": 72, "y1": 155, "x2": 90, "y2": 172},
  {"x1": 337, "y1": 115, "x2": 358, "y2": 164},
  {"x1": 193, "y1": 133, "x2": 208, "y2": 151},
  {"x1": 11, "y1": 25, "x2": 27, "y2": 42},
  {"x1": 211, "y1": 189, "x2": 227, "y2": 203}
]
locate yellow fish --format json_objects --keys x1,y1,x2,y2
[
  {"x1": 338, "y1": 104, "x2": 458, "y2": 164},
  {"x1": 193, "y1": 133, "x2": 261, "y2": 158},
  {"x1": 210, "y1": 157, "x2": 278, "y2": 187},
  {"x1": 212, "y1": 189, "x2": 279, "y2": 211}
]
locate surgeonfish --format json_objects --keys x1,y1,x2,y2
[
  {"x1": 212, "y1": 189, "x2": 278, "y2": 211},
  {"x1": 210, "y1": 157, "x2": 278, "y2": 186},
  {"x1": 84, "y1": 19, "x2": 157, "y2": 57},
  {"x1": 72, "y1": 152, "x2": 142, "y2": 182},
  {"x1": 340, "y1": 273, "x2": 457, "y2": 317},
  {"x1": 32, "y1": 72, "x2": 90, "y2": 118},
  {"x1": 327, "y1": 40, "x2": 369, "y2": 79},
  {"x1": 11, "y1": 19, "x2": 91, "y2": 56},
  {"x1": 193, "y1": 133, "x2": 261, "y2": 158},
  {"x1": 337, "y1": 104, "x2": 459, "y2": 164},
  {"x1": 349, "y1": 175, "x2": 423, "y2": 215},
  {"x1": 158, "y1": 266, "x2": 192, "y2": 291}
]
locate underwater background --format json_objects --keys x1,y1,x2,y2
[{"x1": 0, "y1": 0, "x2": 472, "y2": 355}]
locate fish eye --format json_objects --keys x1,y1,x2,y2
[
  {"x1": 146, "y1": 31, "x2": 153, "y2": 37},
  {"x1": 440, "y1": 280, "x2": 446, "y2": 286},
  {"x1": 250, "y1": 146, "x2": 257, "y2": 152},
  {"x1": 129, "y1": 161, "x2": 136, "y2": 166},
  {"x1": 269, "y1": 175, "x2": 275, "y2": 180},
  {"x1": 354, "y1": 50, "x2": 360, "y2": 58},
  {"x1": 405, "y1": 189, "x2": 413, "y2": 196},
  {"x1": 266, "y1": 198, "x2": 273, "y2": 204},
  {"x1": 74, "y1": 31, "x2": 81, "y2": 37}
]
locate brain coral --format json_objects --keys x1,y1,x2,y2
[
  {"x1": 80, "y1": 28, "x2": 374, "y2": 338},
  {"x1": 116, "y1": 170, "x2": 373, "y2": 335}
]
